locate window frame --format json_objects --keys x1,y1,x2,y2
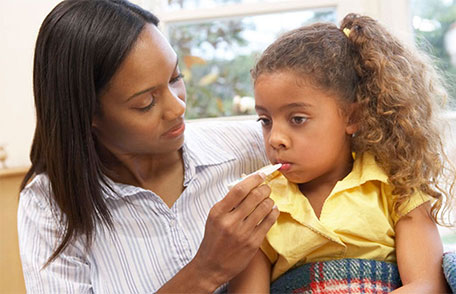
[{"x1": 139, "y1": 0, "x2": 412, "y2": 43}]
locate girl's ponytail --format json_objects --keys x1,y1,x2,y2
[{"x1": 340, "y1": 14, "x2": 453, "y2": 224}]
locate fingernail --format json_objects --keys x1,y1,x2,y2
[
  {"x1": 272, "y1": 204, "x2": 278, "y2": 210},
  {"x1": 258, "y1": 172, "x2": 266, "y2": 179}
]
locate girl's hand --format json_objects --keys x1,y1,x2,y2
[{"x1": 192, "y1": 173, "x2": 279, "y2": 290}]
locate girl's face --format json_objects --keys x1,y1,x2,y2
[
  {"x1": 93, "y1": 24, "x2": 186, "y2": 158},
  {"x1": 254, "y1": 71, "x2": 357, "y2": 188}
]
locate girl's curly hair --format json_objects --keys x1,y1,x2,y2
[{"x1": 251, "y1": 13, "x2": 455, "y2": 225}]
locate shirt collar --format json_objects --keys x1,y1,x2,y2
[
  {"x1": 266, "y1": 153, "x2": 389, "y2": 227},
  {"x1": 331, "y1": 152, "x2": 388, "y2": 195},
  {"x1": 267, "y1": 152, "x2": 389, "y2": 207}
]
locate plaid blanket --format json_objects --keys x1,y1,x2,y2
[
  {"x1": 270, "y1": 259, "x2": 401, "y2": 294},
  {"x1": 443, "y1": 252, "x2": 456, "y2": 293}
]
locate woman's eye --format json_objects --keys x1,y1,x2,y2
[
  {"x1": 256, "y1": 117, "x2": 271, "y2": 126},
  {"x1": 170, "y1": 73, "x2": 184, "y2": 84},
  {"x1": 138, "y1": 98, "x2": 155, "y2": 112},
  {"x1": 291, "y1": 116, "x2": 307, "y2": 125}
]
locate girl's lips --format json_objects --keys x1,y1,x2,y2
[
  {"x1": 278, "y1": 162, "x2": 291, "y2": 171},
  {"x1": 163, "y1": 122, "x2": 185, "y2": 138}
]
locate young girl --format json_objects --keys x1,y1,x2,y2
[{"x1": 229, "y1": 13, "x2": 455, "y2": 293}]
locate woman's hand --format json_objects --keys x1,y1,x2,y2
[
  {"x1": 193, "y1": 173, "x2": 279, "y2": 288},
  {"x1": 157, "y1": 173, "x2": 278, "y2": 293}
]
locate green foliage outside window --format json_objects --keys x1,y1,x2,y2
[
  {"x1": 167, "y1": 5, "x2": 335, "y2": 119},
  {"x1": 169, "y1": 20, "x2": 255, "y2": 118},
  {"x1": 412, "y1": 0, "x2": 456, "y2": 106}
]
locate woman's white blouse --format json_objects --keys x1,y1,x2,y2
[{"x1": 17, "y1": 120, "x2": 268, "y2": 294}]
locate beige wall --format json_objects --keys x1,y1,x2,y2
[
  {"x1": 0, "y1": 0, "x2": 61, "y2": 169},
  {"x1": 0, "y1": 0, "x2": 149, "y2": 169}
]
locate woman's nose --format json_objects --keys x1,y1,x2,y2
[
  {"x1": 268, "y1": 125, "x2": 289, "y2": 150},
  {"x1": 162, "y1": 89, "x2": 186, "y2": 120}
]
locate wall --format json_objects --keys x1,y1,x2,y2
[{"x1": 0, "y1": 0, "x2": 61, "y2": 168}]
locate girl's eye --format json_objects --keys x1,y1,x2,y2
[
  {"x1": 256, "y1": 117, "x2": 271, "y2": 127},
  {"x1": 138, "y1": 97, "x2": 155, "y2": 112},
  {"x1": 291, "y1": 116, "x2": 308, "y2": 125},
  {"x1": 170, "y1": 73, "x2": 184, "y2": 84}
]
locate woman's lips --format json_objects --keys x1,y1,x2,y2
[{"x1": 163, "y1": 122, "x2": 185, "y2": 138}]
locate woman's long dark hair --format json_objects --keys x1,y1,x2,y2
[{"x1": 21, "y1": 0, "x2": 159, "y2": 266}]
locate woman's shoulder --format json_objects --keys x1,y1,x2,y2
[
  {"x1": 19, "y1": 173, "x2": 54, "y2": 210},
  {"x1": 22, "y1": 173, "x2": 50, "y2": 192},
  {"x1": 187, "y1": 118, "x2": 261, "y2": 133},
  {"x1": 186, "y1": 119, "x2": 263, "y2": 145},
  {"x1": 185, "y1": 119, "x2": 268, "y2": 165}
]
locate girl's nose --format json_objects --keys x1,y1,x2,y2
[{"x1": 269, "y1": 125, "x2": 290, "y2": 150}]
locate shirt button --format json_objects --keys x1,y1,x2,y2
[{"x1": 169, "y1": 219, "x2": 176, "y2": 227}]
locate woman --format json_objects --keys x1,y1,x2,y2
[{"x1": 17, "y1": 0, "x2": 279, "y2": 293}]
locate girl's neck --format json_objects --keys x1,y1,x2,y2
[{"x1": 298, "y1": 153, "x2": 354, "y2": 218}]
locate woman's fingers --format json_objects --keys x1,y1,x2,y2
[
  {"x1": 253, "y1": 205, "x2": 280, "y2": 240},
  {"x1": 192, "y1": 174, "x2": 279, "y2": 285},
  {"x1": 217, "y1": 173, "x2": 266, "y2": 213},
  {"x1": 194, "y1": 202, "x2": 278, "y2": 286},
  {"x1": 231, "y1": 184, "x2": 271, "y2": 221},
  {"x1": 241, "y1": 195, "x2": 275, "y2": 227}
]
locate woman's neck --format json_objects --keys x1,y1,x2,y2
[
  {"x1": 108, "y1": 151, "x2": 183, "y2": 186},
  {"x1": 98, "y1": 145, "x2": 185, "y2": 207}
]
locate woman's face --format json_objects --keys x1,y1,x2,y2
[{"x1": 93, "y1": 24, "x2": 186, "y2": 158}]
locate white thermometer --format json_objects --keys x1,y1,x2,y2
[{"x1": 227, "y1": 163, "x2": 282, "y2": 189}]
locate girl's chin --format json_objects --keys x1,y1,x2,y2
[{"x1": 280, "y1": 172, "x2": 304, "y2": 184}]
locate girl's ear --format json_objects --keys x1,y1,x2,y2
[{"x1": 345, "y1": 102, "x2": 360, "y2": 135}]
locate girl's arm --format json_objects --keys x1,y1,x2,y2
[
  {"x1": 392, "y1": 202, "x2": 449, "y2": 294},
  {"x1": 228, "y1": 250, "x2": 272, "y2": 293}
]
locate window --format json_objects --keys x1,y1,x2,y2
[
  {"x1": 136, "y1": 0, "x2": 418, "y2": 118},
  {"x1": 167, "y1": 9, "x2": 336, "y2": 118},
  {"x1": 154, "y1": 1, "x2": 338, "y2": 118},
  {"x1": 412, "y1": 0, "x2": 456, "y2": 107},
  {"x1": 412, "y1": 0, "x2": 456, "y2": 251}
]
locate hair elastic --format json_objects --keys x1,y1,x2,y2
[{"x1": 343, "y1": 27, "x2": 351, "y2": 37}]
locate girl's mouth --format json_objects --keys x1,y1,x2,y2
[{"x1": 278, "y1": 162, "x2": 291, "y2": 171}]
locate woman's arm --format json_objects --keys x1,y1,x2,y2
[
  {"x1": 157, "y1": 173, "x2": 279, "y2": 293},
  {"x1": 228, "y1": 250, "x2": 271, "y2": 293},
  {"x1": 392, "y1": 202, "x2": 449, "y2": 294}
]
